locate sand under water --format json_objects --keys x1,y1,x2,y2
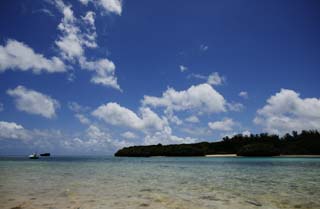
[{"x1": 1, "y1": 156, "x2": 320, "y2": 209}]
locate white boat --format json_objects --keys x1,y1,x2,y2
[{"x1": 29, "y1": 153, "x2": 39, "y2": 159}]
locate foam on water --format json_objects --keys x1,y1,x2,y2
[{"x1": 0, "y1": 156, "x2": 320, "y2": 209}]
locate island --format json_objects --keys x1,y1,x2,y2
[{"x1": 115, "y1": 130, "x2": 320, "y2": 157}]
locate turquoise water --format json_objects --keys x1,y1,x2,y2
[{"x1": 1, "y1": 156, "x2": 320, "y2": 209}]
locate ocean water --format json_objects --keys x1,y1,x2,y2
[{"x1": 0, "y1": 156, "x2": 320, "y2": 209}]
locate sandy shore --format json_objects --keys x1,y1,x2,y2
[
  {"x1": 205, "y1": 154, "x2": 320, "y2": 157},
  {"x1": 205, "y1": 154, "x2": 237, "y2": 157}
]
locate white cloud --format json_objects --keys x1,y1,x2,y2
[
  {"x1": 79, "y1": 0, "x2": 122, "y2": 15},
  {"x1": 79, "y1": 0, "x2": 90, "y2": 5},
  {"x1": 164, "y1": 109, "x2": 182, "y2": 125},
  {"x1": 179, "y1": 65, "x2": 187, "y2": 72},
  {"x1": 242, "y1": 130, "x2": 251, "y2": 136},
  {"x1": 82, "y1": 11, "x2": 95, "y2": 26},
  {"x1": 99, "y1": 0, "x2": 122, "y2": 15},
  {"x1": 92, "y1": 102, "x2": 197, "y2": 145},
  {"x1": 207, "y1": 72, "x2": 225, "y2": 86},
  {"x1": 227, "y1": 102, "x2": 244, "y2": 112},
  {"x1": 79, "y1": 57, "x2": 121, "y2": 90},
  {"x1": 190, "y1": 72, "x2": 225, "y2": 86},
  {"x1": 55, "y1": 0, "x2": 86, "y2": 60},
  {"x1": 239, "y1": 91, "x2": 248, "y2": 99},
  {"x1": 75, "y1": 113, "x2": 91, "y2": 124},
  {"x1": 144, "y1": 127, "x2": 197, "y2": 145},
  {"x1": 7, "y1": 86, "x2": 60, "y2": 119},
  {"x1": 185, "y1": 115, "x2": 200, "y2": 123},
  {"x1": 0, "y1": 121, "x2": 30, "y2": 140},
  {"x1": 92, "y1": 102, "x2": 167, "y2": 132},
  {"x1": 63, "y1": 125, "x2": 132, "y2": 152},
  {"x1": 0, "y1": 39, "x2": 66, "y2": 73},
  {"x1": 86, "y1": 125, "x2": 111, "y2": 141},
  {"x1": 54, "y1": 0, "x2": 121, "y2": 90},
  {"x1": 0, "y1": 121, "x2": 131, "y2": 154},
  {"x1": 68, "y1": 101, "x2": 90, "y2": 112},
  {"x1": 85, "y1": 125, "x2": 132, "y2": 149},
  {"x1": 121, "y1": 131, "x2": 137, "y2": 139},
  {"x1": 254, "y1": 89, "x2": 320, "y2": 134},
  {"x1": 92, "y1": 102, "x2": 143, "y2": 130},
  {"x1": 208, "y1": 118, "x2": 235, "y2": 131},
  {"x1": 142, "y1": 83, "x2": 226, "y2": 114},
  {"x1": 200, "y1": 44, "x2": 208, "y2": 51}
]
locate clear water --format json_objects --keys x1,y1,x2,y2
[{"x1": 1, "y1": 156, "x2": 320, "y2": 209}]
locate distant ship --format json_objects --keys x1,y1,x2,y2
[
  {"x1": 29, "y1": 153, "x2": 39, "y2": 159},
  {"x1": 40, "y1": 153, "x2": 51, "y2": 157}
]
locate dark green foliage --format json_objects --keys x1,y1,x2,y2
[
  {"x1": 114, "y1": 130, "x2": 320, "y2": 157},
  {"x1": 237, "y1": 143, "x2": 280, "y2": 156}
]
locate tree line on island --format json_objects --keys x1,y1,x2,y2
[{"x1": 114, "y1": 130, "x2": 320, "y2": 157}]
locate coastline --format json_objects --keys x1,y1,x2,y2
[
  {"x1": 278, "y1": 155, "x2": 320, "y2": 158},
  {"x1": 205, "y1": 154, "x2": 320, "y2": 158},
  {"x1": 205, "y1": 154, "x2": 237, "y2": 157}
]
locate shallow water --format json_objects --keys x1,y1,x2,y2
[{"x1": 0, "y1": 156, "x2": 320, "y2": 209}]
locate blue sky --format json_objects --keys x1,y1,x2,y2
[{"x1": 0, "y1": 0, "x2": 320, "y2": 155}]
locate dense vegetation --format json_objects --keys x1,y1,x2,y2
[{"x1": 114, "y1": 130, "x2": 320, "y2": 157}]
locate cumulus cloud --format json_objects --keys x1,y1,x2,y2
[
  {"x1": 0, "y1": 39, "x2": 66, "y2": 73},
  {"x1": 207, "y1": 72, "x2": 225, "y2": 86},
  {"x1": 7, "y1": 86, "x2": 60, "y2": 119},
  {"x1": 82, "y1": 11, "x2": 95, "y2": 26},
  {"x1": 0, "y1": 121, "x2": 30, "y2": 140},
  {"x1": 142, "y1": 83, "x2": 226, "y2": 114},
  {"x1": 254, "y1": 89, "x2": 320, "y2": 134},
  {"x1": 79, "y1": 0, "x2": 122, "y2": 15},
  {"x1": 144, "y1": 127, "x2": 197, "y2": 145},
  {"x1": 242, "y1": 130, "x2": 251, "y2": 136},
  {"x1": 55, "y1": 0, "x2": 92, "y2": 60},
  {"x1": 164, "y1": 109, "x2": 182, "y2": 125},
  {"x1": 64, "y1": 126, "x2": 127, "y2": 152},
  {"x1": 68, "y1": 101, "x2": 90, "y2": 112},
  {"x1": 79, "y1": 0, "x2": 90, "y2": 5},
  {"x1": 1, "y1": 0, "x2": 121, "y2": 90},
  {"x1": 208, "y1": 118, "x2": 235, "y2": 131},
  {"x1": 0, "y1": 120, "x2": 131, "y2": 154},
  {"x1": 190, "y1": 72, "x2": 225, "y2": 86},
  {"x1": 92, "y1": 102, "x2": 167, "y2": 132},
  {"x1": 239, "y1": 91, "x2": 248, "y2": 99},
  {"x1": 79, "y1": 57, "x2": 121, "y2": 90},
  {"x1": 92, "y1": 102, "x2": 143, "y2": 129},
  {"x1": 185, "y1": 115, "x2": 200, "y2": 123},
  {"x1": 227, "y1": 102, "x2": 244, "y2": 112},
  {"x1": 63, "y1": 125, "x2": 132, "y2": 153},
  {"x1": 92, "y1": 102, "x2": 198, "y2": 144},
  {"x1": 121, "y1": 131, "x2": 137, "y2": 139},
  {"x1": 99, "y1": 0, "x2": 122, "y2": 15},
  {"x1": 54, "y1": 0, "x2": 121, "y2": 90},
  {"x1": 179, "y1": 65, "x2": 187, "y2": 72},
  {"x1": 75, "y1": 113, "x2": 91, "y2": 124}
]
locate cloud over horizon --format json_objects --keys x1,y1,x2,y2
[{"x1": 254, "y1": 89, "x2": 320, "y2": 134}]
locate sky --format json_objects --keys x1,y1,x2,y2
[{"x1": 0, "y1": 0, "x2": 320, "y2": 155}]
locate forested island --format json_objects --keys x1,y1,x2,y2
[{"x1": 115, "y1": 130, "x2": 320, "y2": 157}]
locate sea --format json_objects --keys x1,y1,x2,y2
[{"x1": 0, "y1": 156, "x2": 320, "y2": 209}]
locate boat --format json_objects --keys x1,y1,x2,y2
[
  {"x1": 29, "y1": 153, "x2": 39, "y2": 159},
  {"x1": 40, "y1": 153, "x2": 50, "y2": 157}
]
